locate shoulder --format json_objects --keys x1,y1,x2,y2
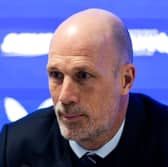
[
  {"x1": 128, "y1": 92, "x2": 168, "y2": 133},
  {"x1": 7, "y1": 105, "x2": 56, "y2": 132},
  {"x1": 0, "y1": 106, "x2": 64, "y2": 166},
  {"x1": 125, "y1": 93, "x2": 168, "y2": 165},
  {"x1": 129, "y1": 92, "x2": 168, "y2": 117},
  {"x1": 0, "y1": 106, "x2": 58, "y2": 152}
]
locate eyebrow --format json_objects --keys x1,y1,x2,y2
[{"x1": 47, "y1": 63, "x2": 96, "y2": 74}]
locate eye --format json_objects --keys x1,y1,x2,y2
[
  {"x1": 49, "y1": 71, "x2": 64, "y2": 82},
  {"x1": 76, "y1": 71, "x2": 93, "y2": 80}
]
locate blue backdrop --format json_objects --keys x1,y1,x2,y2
[{"x1": 0, "y1": 0, "x2": 168, "y2": 130}]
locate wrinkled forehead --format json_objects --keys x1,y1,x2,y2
[
  {"x1": 47, "y1": 50, "x2": 117, "y2": 77},
  {"x1": 48, "y1": 30, "x2": 118, "y2": 69},
  {"x1": 49, "y1": 31, "x2": 107, "y2": 57}
]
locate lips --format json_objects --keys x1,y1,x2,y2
[{"x1": 61, "y1": 113, "x2": 84, "y2": 121}]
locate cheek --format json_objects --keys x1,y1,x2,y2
[
  {"x1": 49, "y1": 81, "x2": 60, "y2": 103},
  {"x1": 81, "y1": 89, "x2": 108, "y2": 117},
  {"x1": 85, "y1": 83, "x2": 120, "y2": 116}
]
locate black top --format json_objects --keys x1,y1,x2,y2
[{"x1": 0, "y1": 93, "x2": 168, "y2": 167}]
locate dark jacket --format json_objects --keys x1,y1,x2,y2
[{"x1": 0, "y1": 93, "x2": 168, "y2": 167}]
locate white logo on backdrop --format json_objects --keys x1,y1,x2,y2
[
  {"x1": 1, "y1": 29, "x2": 168, "y2": 56},
  {"x1": 4, "y1": 97, "x2": 53, "y2": 122}
]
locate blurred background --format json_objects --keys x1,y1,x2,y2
[{"x1": 0, "y1": 0, "x2": 168, "y2": 130}]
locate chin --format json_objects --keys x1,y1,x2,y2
[
  {"x1": 59, "y1": 124, "x2": 77, "y2": 139},
  {"x1": 59, "y1": 125, "x2": 87, "y2": 142}
]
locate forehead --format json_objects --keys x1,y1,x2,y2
[
  {"x1": 48, "y1": 51, "x2": 95, "y2": 63},
  {"x1": 49, "y1": 29, "x2": 106, "y2": 57},
  {"x1": 48, "y1": 36, "x2": 106, "y2": 69},
  {"x1": 47, "y1": 52, "x2": 101, "y2": 73},
  {"x1": 48, "y1": 21, "x2": 118, "y2": 72}
]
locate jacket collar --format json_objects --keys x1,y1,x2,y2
[{"x1": 28, "y1": 108, "x2": 73, "y2": 167}]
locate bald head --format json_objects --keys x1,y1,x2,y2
[
  {"x1": 48, "y1": 9, "x2": 135, "y2": 147},
  {"x1": 49, "y1": 8, "x2": 133, "y2": 66}
]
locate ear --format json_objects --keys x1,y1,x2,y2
[{"x1": 120, "y1": 64, "x2": 136, "y2": 95}]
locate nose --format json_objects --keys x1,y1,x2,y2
[{"x1": 58, "y1": 76, "x2": 80, "y2": 105}]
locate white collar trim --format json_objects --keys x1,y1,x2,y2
[{"x1": 69, "y1": 119, "x2": 125, "y2": 158}]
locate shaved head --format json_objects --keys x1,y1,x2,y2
[{"x1": 50, "y1": 8, "x2": 133, "y2": 67}]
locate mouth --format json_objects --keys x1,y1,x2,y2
[{"x1": 60, "y1": 113, "x2": 85, "y2": 122}]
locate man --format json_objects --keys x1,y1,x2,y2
[{"x1": 0, "y1": 8, "x2": 168, "y2": 167}]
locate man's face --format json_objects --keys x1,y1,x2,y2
[{"x1": 47, "y1": 27, "x2": 123, "y2": 146}]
